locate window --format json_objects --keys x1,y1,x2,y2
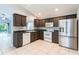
[
  {"x1": 27, "y1": 21, "x2": 34, "y2": 30},
  {"x1": 0, "y1": 23, "x2": 8, "y2": 32}
]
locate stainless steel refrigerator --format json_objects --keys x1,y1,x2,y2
[{"x1": 59, "y1": 19, "x2": 78, "y2": 50}]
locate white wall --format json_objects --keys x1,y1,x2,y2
[{"x1": 0, "y1": 4, "x2": 36, "y2": 49}]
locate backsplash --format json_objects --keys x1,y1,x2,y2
[{"x1": 13, "y1": 26, "x2": 27, "y2": 31}]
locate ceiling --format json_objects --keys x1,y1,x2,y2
[{"x1": 20, "y1": 4, "x2": 79, "y2": 19}]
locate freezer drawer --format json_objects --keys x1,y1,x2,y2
[{"x1": 59, "y1": 36, "x2": 78, "y2": 50}]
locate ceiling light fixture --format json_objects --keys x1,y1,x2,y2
[
  {"x1": 55, "y1": 8, "x2": 59, "y2": 11},
  {"x1": 38, "y1": 13, "x2": 41, "y2": 15}
]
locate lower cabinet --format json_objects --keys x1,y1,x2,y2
[
  {"x1": 38, "y1": 31, "x2": 44, "y2": 40},
  {"x1": 30, "y1": 32, "x2": 39, "y2": 42},
  {"x1": 13, "y1": 31, "x2": 23, "y2": 48},
  {"x1": 52, "y1": 30, "x2": 59, "y2": 43},
  {"x1": 13, "y1": 30, "x2": 59, "y2": 48},
  {"x1": 13, "y1": 31, "x2": 39, "y2": 48}
]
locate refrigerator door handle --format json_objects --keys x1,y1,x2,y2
[
  {"x1": 66, "y1": 20, "x2": 69, "y2": 34},
  {"x1": 59, "y1": 27, "x2": 61, "y2": 32},
  {"x1": 59, "y1": 27, "x2": 64, "y2": 32},
  {"x1": 62, "y1": 27, "x2": 64, "y2": 32},
  {"x1": 61, "y1": 27, "x2": 64, "y2": 32}
]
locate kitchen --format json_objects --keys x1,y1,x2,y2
[{"x1": 0, "y1": 4, "x2": 79, "y2": 55}]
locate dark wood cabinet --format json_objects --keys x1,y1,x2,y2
[
  {"x1": 13, "y1": 14, "x2": 26, "y2": 26},
  {"x1": 53, "y1": 17, "x2": 59, "y2": 27},
  {"x1": 34, "y1": 19, "x2": 39, "y2": 27},
  {"x1": 34, "y1": 19, "x2": 45, "y2": 27},
  {"x1": 13, "y1": 31, "x2": 23, "y2": 48},
  {"x1": 34, "y1": 19, "x2": 45, "y2": 40},
  {"x1": 30, "y1": 32, "x2": 39, "y2": 42},
  {"x1": 21, "y1": 16, "x2": 26, "y2": 26},
  {"x1": 13, "y1": 31, "x2": 39, "y2": 48},
  {"x1": 52, "y1": 30, "x2": 59, "y2": 43},
  {"x1": 13, "y1": 14, "x2": 22, "y2": 26},
  {"x1": 40, "y1": 20, "x2": 45, "y2": 27},
  {"x1": 38, "y1": 31, "x2": 44, "y2": 40}
]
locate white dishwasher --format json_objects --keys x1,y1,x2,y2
[{"x1": 23, "y1": 33, "x2": 30, "y2": 46}]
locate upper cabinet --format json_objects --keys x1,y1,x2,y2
[
  {"x1": 13, "y1": 14, "x2": 26, "y2": 26},
  {"x1": 44, "y1": 14, "x2": 76, "y2": 27},
  {"x1": 34, "y1": 19, "x2": 45, "y2": 27},
  {"x1": 21, "y1": 16, "x2": 26, "y2": 26}
]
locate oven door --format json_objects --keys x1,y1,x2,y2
[{"x1": 44, "y1": 31, "x2": 52, "y2": 42}]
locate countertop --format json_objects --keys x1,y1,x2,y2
[
  {"x1": 13, "y1": 27, "x2": 59, "y2": 32},
  {"x1": 35, "y1": 27, "x2": 59, "y2": 32}
]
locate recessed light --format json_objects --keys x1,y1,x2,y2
[
  {"x1": 55, "y1": 8, "x2": 59, "y2": 11},
  {"x1": 38, "y1": 13, "x2": 41, "y2": 15}
]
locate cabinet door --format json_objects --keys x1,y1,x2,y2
[
  {"x1": 13, "y1": 14, "x2": 22, "y2": 26},
  {"x1": 34, "y1": 19, "x2": 40, "y2": 27},
  {"x1": 38, "y1": 31, "x2": 44, "y2": 40},
  {"x1": 13, "y1": 31, "x2": 23, "y2": 48},
  {"x1": 52, "y1": 30, "x2": 59, "y2": 43},
  {"x1": 53, "y1": 19, "x2": 58, "y2": 27},
  {"x1": 30, "y1": 32, "x2": 38, "y2": 42},
  {"x1": 13, "y1": 32, "x2": 18, "y2": 48},
  {"x1": 34, "y1": 19, "x2": 45, "y2": 27},
  {"x1": 40, "y1": 20, "x2": 45, "y2": 27},
  {"x1": 21, "y1": 16, "x2": 26, "y2": 26},
  {"x1": 30, "y1": 32, "x2": 35, "y2": 42},
  {"x1": 18, "y1": 32, "x2": 23, "y2": 47}
]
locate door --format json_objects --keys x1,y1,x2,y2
[
  {"x1": 59, "y1": 20, "x2": 67, "y2": 36},
  {"x1": 66, "y1": 19, "x2": 77, "y2": 37}
]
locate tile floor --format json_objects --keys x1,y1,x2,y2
[{"x1": 0, "y1": 40, "x2": 79, "y2": 55}]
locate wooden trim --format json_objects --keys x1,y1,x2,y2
[
  {"x1": 13, "y1": 13, "x2": 26, "y2": 17},
  {"x1": 43, "y1": 14, "x2": 77, "y2": 20}
]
